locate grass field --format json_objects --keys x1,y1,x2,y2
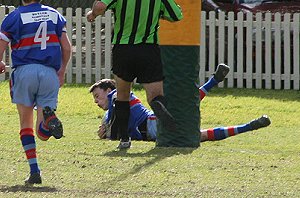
[{"x1": 0, "y1": 81, "x2": 300, "y2": 197}]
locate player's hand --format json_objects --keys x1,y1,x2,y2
[
  {"x1": 0, "y1": 61, "x2": 6, "y2": 74},
  {"x1": 98, "y1": 124, "x2": 107, "y2": 139},
  {"x1": 86, "y1": 11, "x2": 96, "y2": 22},
  {"x1": 57, "y1": 69, "x2": 65, "y2": 87}
]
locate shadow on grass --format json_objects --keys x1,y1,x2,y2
[
  {"x1": 0, "y1": 185, "x2": 58, "y2": 193},
  {"x1": 102, "y1": 147, "x2": 196, "y2": 186}
]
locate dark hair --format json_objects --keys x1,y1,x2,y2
[
  {"x1": 89, "y1": 79, "x2": 116, "y2": 93},
  {"x1": 23, "y1": 0, "x2": 41, "y2": 3}
]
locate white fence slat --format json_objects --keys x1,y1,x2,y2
[
  {"x1": 227, "y1": 12, "x2": 235, "y2": 88},
  {"x1": 217, "y1": 12, "x2": 225, "y2": 88},
  {"x1": 208, "y1": 12, "x2": 216, "y2": 76},
  {"x1": 199, "y1": 11, "x2": 207, "y2": 86},
  {"x1": 75, "y1": 8, "x2": 82, "y2": 83},
  {"x1": 95, "y1": 15, "x2": 102, "y2": 82},
  {"x1": 255, "y1": 13, "x2": 262, "y2": 89},
  {"x1": 293, "y1": 14, "x2": 300, "y2": 90},
  {"x1": 246, "y1": 12, "x2": 253, "y2": 88},
  {"x1": 274, "y1": 13, "x2": 282, "y2": 89},
  {"x1": 283, "y1": 13, "x2": 291, "y2": 89},
  {"x1": 264, "y1": 13, "x2": 272, "y2": 89},
  {"x1": 66, "y1": 8, "x2": 73, "y2": 83},
  {"x1": 236, "y1": 12, "x2": 244, "y2": 88},
  {"x1": 217, "y1": 12, "x2": 225, "y2": 64},
  {"x1": 104, "y1": 11, "x2": 112, "y2": 79},
  {"x1": 85, "y1": 8, "x2": 92, "y2": 83}
]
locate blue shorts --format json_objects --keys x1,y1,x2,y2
[{"x1": 10, "y1": 64, "x2": 59, "y2": 108}]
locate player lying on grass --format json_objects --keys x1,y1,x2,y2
[{"x1": 90, "y1": 64, "x2": 271, "y2": 143}]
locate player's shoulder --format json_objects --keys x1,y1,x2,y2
[
  {"x1": 2, "y1": 8, "x2": 21, "y2": 26},
  {"x1": 6, "y1": 6, "x2": 21, "y2": 17},
  {"x1": 41, "y1": 4, "x2": 58, "y2": 12}
]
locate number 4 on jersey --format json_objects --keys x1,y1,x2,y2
[{"x1": 34, "y1": 21, "x2": 50, "y2": 50}]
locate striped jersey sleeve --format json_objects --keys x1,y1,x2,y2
[
  {"x1": 160, "y1": 0, "x2": 183, "y2": 22},
  {"x1": 100, "y1": 0, "x2": 117, "y2": 9}
]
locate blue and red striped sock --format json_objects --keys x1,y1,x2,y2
[
  {"x1": 20, "y1": 128, "x2": 40, "y2": 174},
  {"x1": 204, "y1": 123, "x2": 252, "y2": 141},
  {"x1": 199, "y1": 77, "x2": 218, "y2": 101},
  {"x1": 37, "y1": 122, "x2": 51, "y2": 141}
]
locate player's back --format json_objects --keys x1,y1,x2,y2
[
  {"x1": 0, "y1": 3, "x2": 66, "y2": 70},
  {"x1": 107, "y1": 0, "x2": 182, "y2": 44}
]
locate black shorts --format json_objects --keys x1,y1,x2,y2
[{"x1": 112, "y1": 44, "x2": 164, "y2": 83}]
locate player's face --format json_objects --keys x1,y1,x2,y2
[{"x1": 92, "y1": 87, "x2": 110, "y2": 110}]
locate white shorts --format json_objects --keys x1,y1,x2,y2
[{"x1": 10, "y1": 64, "x2": 59, "y2": 108}]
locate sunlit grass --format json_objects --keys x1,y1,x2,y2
[{"x1": 1, "y1": 81, "x2": 300, "y2": 197}]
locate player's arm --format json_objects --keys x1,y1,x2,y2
[
  {"x1": 57, "y1": 31, "x2": 71, "y2": 87},
  {"x1": 98, "y1": 111, "x2": 112, "y2": 139},
  {"x1": 86, "y1": 1, "x2": 108, "y2": 22},
  {"x1": 0, "y1": 39, "x2": 9, "y2": 74},
  {"x1": 160, "y1": 0, "x2": 183, "y2": 22},
  {"x1": 0, "y1": 13, "x2": 14, "y2": 74},
  {"x1": 98, "y1": 124, "x2": 107, "y2": 139}
]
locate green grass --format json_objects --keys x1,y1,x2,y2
[{"x1": 0, "y1": 81, "x2": 300, "y2": 197}]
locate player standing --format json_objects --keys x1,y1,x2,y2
[
  {"x1": 86, "y1": 0, "x2": 183, "y2": 149},
  {"x1": 0, "y1": 0, "x2": 71, "y2": 185}
]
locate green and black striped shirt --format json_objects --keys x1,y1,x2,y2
[{"x1": 101, "y1": 0, "x2": 183, "y2": 44}]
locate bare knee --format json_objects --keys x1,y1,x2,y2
[{"x1": 143, "y1": 81, "x2": 164, "y2": 103}]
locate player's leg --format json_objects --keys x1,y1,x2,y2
[
  {"x1": 36, "y1": 65, "x2": 62, "y2": 139},
  {"x1": 111, "y1": 45, "x2": 136, "y2": 149},
  {"x1": 143, "y1": 81, "x2": 176, "y2": 131},
  {"x1": 200, "y1": 115, "x2": 271, "y2": 142},
  {"x1": 114, "y1": 75, "x2": 132, "y2": 149},
  {"x1": 17, "y1": 104, "x2": 42, "y2": 185},
  {"x1": 131, "y1": 44, "x2": 176, "y2": 132},
  {"x1": 11, "y1": 65, "x2": 42, "y2": 185},
  {"x1": 199, "y1": 63, "x2": 230, "y2": 101},
  {"x1": 36, "y1": 107, "x2": 51, "y2": 141}
]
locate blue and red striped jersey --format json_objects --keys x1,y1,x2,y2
[
  {"x1": 106, "y1": 89, "x2": 154, "y2": 140},
  {"x1": 0, "y1": 3, "x2": 66, "y2": 71}
]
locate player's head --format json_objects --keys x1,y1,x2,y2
[
  {"x1": 23, "y1": 0, "x2": 42, "y2": 4},
  {"x1": 89, "y1": 79, "x2": 116, "y2": 110}
]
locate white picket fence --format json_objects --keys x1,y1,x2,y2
[
  {"x1": 200, "y1": 11, "x2": 300, "y2": 90},
  {"x1": 1, "y1": 7, "x2": 299, "y2": 90}
]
